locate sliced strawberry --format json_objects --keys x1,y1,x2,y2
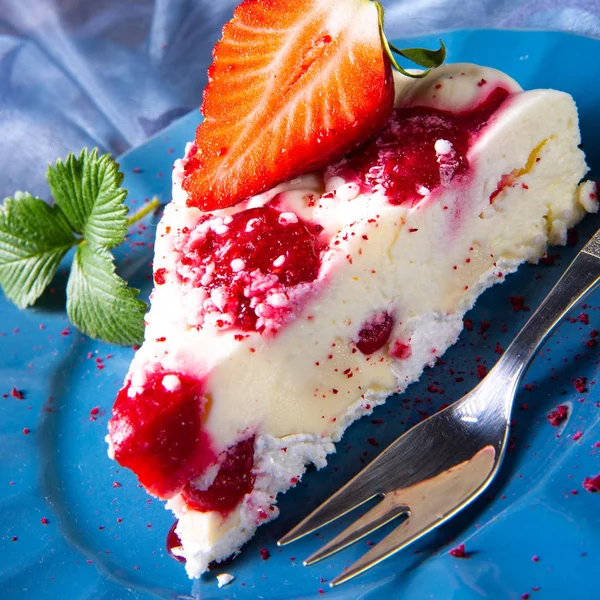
[{"x1": 183, "y1": 0, "x2": 394, "y2": 211}]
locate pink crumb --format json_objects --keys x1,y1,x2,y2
[
  {"x1": 449, "y1": 543, "x2": 467, "y2": 558},
  {"x1": 547, "y1": 405, "x2": 568, "y2": 427},
  {"x1": 574, "y1": 377, "x2": 588, "y2": 393},
  {"x1": 577, "y1": 312, "x2": 589, "y2": 325},
  {"x1": 509, "y1": 296, "x2": 526, "y2": 312},
  {"x1": 582, "y1": 474, "x2": 600, "y2": 493},
  {"x1": 10, "y1": 387, "x2": 24, "y2": 400},
  {"x1": 390, "y1": 340, "x2": 412, "y2": 360}
]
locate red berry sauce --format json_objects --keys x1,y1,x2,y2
[
  {"x1": 182, "y1": 437, "x2": 256, "y2": 515},
  {"x1": 175, "y1": 206, "x2": 323, "y2": 333},
  {"x1": 109, "y1": 372, "x2": 216, "y2": 498},
  {"x1": 356, "y1": 312, "x2": 394, "y2": 355},
  {"x1": 328, "y1": 86, "x2": 511, "y2": 206},
  {"x1": 166, "y1": 521, "x2": 186, "y2": 563}
]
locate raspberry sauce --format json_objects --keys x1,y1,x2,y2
[
  {"x1": 330, "y1": 86, "x2": 511, "y2": 206},
  {"x1": 109, "y1": 372, "x2": 216, "y2": 498},
  {"x1": 166, "y1": 521, "x2": 186, "y2": 563},
  {"x1": 182, "y1": 437, "x2": 256, "y2": 516},
  {"x1": 177, "y1": 206, "x2": 323, "y2": 332}
]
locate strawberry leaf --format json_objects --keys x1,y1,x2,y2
[
  {"x1": 374, "y1": 1, "x2": 446, "y2": 79},
  {"x1": 389, "y1": 40, "x2": 446, "y2": 69},
  {"x1": 47, "y1": 148, "x2": 128, "y2": 248},
  {"x1": 0, "y1": 192, "x2": 76, "y2": 308},
  {"x1": 67, "y1": 244, "x2": 146, "y2": 346}
]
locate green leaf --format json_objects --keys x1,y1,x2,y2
[
  {"x1": 373, "y1": 1, "x2": 446, "y2": 79},
  {"x1": 388, "y1": 40, "x2": 446, "y2": 69},
  {"x1": 47, "y1": 148, "x2": 128, "y2": 248},
  {"x1": 0, "y1": 192, "x2": 76, "y2": 308},
  {"x1": 67, "y1": 244, "x2": 146, "y2": 346}
]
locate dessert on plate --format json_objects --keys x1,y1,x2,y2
[{"x1": 106, "y1": 0, "x2": 598, "y2": 578}]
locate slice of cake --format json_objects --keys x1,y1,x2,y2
[{"x1": 106, "y1": 1, "x2": 598, "y2": 579}]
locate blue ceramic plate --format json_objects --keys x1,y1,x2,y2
[{"x1": 2, "y1": 30, "x2": 599, "y2": 600}]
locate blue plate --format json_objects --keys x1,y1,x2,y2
[{"x1": 2, "y1": 29, "x2": 600, "y2": 600}]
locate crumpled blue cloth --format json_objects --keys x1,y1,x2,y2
[{"x1": 1, "y1": 0, "x2": 599, "y2": 199}]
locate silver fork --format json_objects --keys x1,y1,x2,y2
[{"x1": 278, "y1": 226, "x2": 600, "y2": 586}]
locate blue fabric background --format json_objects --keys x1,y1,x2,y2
[{"x1": 1, "y1": 0, "x2": 600, "y2": 199}]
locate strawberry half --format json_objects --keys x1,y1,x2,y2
[{"x1": 182, "y1": 0, "x2": 394, "y2": 211}]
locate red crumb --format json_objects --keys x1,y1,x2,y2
[
  {"x1": 476, "y1": 365, "x2": 487, "y2": 379},
  {"x1": 390, "y1": 340, "x2": 412, "y2": 360},
  {"x1": 259, "y1": 548, "x2": 270, "y2": 561},
  {"x1": 577, "y1": 312, "x2": 589, "y2": 325},
  {"x1": 582, "y1": 474, "x2": 600, "y2": 493},
  {"x1": 449, "y1": 543, "x2": 467, "y2": 558},
  {"x1": 509, "y1": 296, "x2": 525, "y2": 312},
  {"x1": 40, "y1": 517, "x2": 49, "y2": 525},
  {"x1": 532, "y1": 555, "x2": 540, "y2": 562},
  {"x1": 573, "y1": 431, "x2": 583, "y2": 441},
  {"x1": 547, "y1": 405, "x2": 568, "y2": 427},
  {"x1": 464, "y1": 319, "x2": 473, "y2": 331},
  {"x1": 574, "y1": 377, "x2": 588, "y2": 393},
  {"x1": 10, "y1": 387, "x2": 24, "y2": 400},
  {"x1": 22, "y1": 428, "x2": 30, "y2": 435}
]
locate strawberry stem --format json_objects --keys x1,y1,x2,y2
[
  {"x1": 126, "y1": 196, "x2": 161, "y2": 227},
  {"x1": 373, "y1": 1, "x2": 446, "y2": 78}
]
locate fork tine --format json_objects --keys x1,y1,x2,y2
[
  {"x1": 278, "y1": 475, "x2": 381, "y2": 546},
  {"x1": 304, "y1": 494, "x2": 408, "y2": 566},
  {"x1": 329, "y1": 512, "x2": 432, "y2": 586},
  {"x1": 329, "y1": 445, "x2": 499, "y2": 585}
]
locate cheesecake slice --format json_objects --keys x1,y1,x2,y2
[{"x1": 107, "y1": 63, "x2": 597, "y2": 577}]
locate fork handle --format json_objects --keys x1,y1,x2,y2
[{"x1": 497, "y1": 228, "x2": 600, "y2": 387}]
